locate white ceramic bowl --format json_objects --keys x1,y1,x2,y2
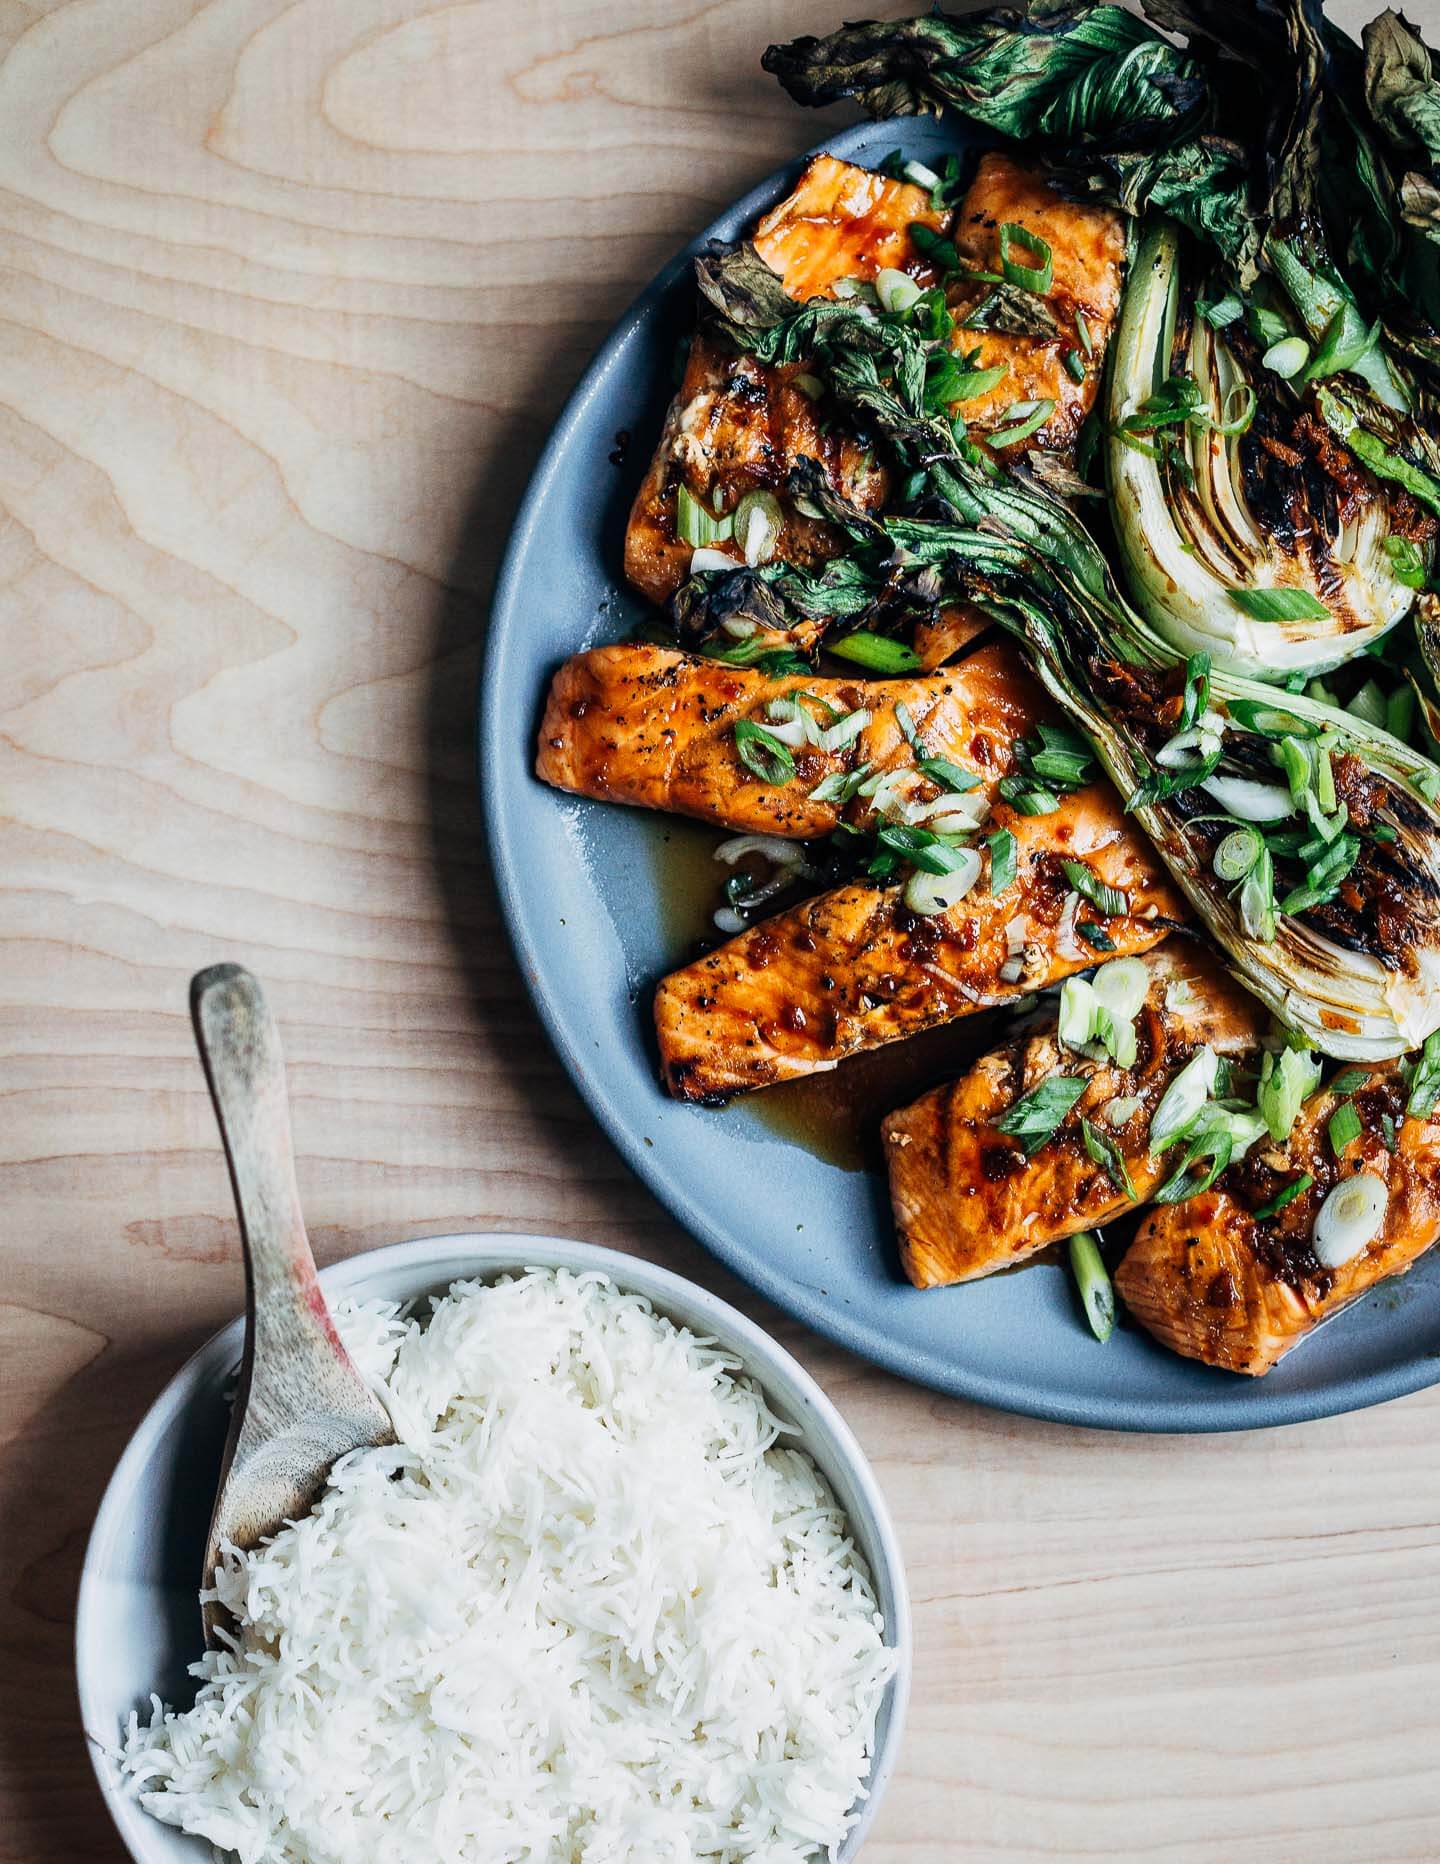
[{"x1": 76, "y1": 1232, "x2": 911, "y2": 1861}]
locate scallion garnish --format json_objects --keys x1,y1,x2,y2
[
  {"x1": 1213, "y1": 825, "x2": 1262, "y2": 883},
  {"x1": 917, "y1": 755, "x2": 982, "y2": 794},
  {"x1": 1327, "y1": 1101, "x2": 1363, "y2": 1156},
  {"x1": 987, "y1": 826, "x2": 1017, "y2": 895},
  {"x1": 998, "y1": 222, "x2": 1053, "y2": 295},
  {"x1": 1061, "y1": 859, "x2": 1128, "y2": 919},
  {"x1": 994, "y1": 1074, "x2": 1088, "y2": 1155},
  {"x1": 808, "y1": 762, "x2": 872, "y2": 805},
  {"x1": 827, "y1": 632, "x2": 922, "y2": 674},
  {"x1": 676, "y1": 483, "x2": 733, "y2": 549},
  {"x1": 1080, "y1": 1117, "x2": 1137, "y2": 1200},
  {"x1": 1328, "y1": 1068, "x2": 1369, "y2": 1098},
  {"x1": 733, "y1": 719, "x2": 796, "y2": 786},
  {"x1": 987, "y1": 397, "x2": 1056, "y2": 448},
  {"x1": 1227, "y1": 586, "x2": 1331, "y2": 623},
  {"x1": 1067, "y1": 1231, "x2": 1114, "y2": 1343},
  {"x1": 1252, "y1": 1173, "x2": 1314, "y2": 1221},
  {"x1": 1384, "y1": 535, "x2": 1427, "y2": 590},
  {"x1": 1405, "y1": 1029, "x2": 1440, "y2": 1120}
]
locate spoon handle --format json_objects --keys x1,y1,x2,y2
[
  {"x1": 191, "y1": 965, "x2": 391, "y2": 1633},
  {"x1": 190, "y1": 964, "x2": 344, "y2": 1367}
]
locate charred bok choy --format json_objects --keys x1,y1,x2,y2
[
  {"x1": 1108, "y1": 224, "x2": 1425, "y2": 676},
  {"x1": 872, "y1": 457, "x2": 1440, "y2": 1060},
  {"x1": 766, "y1": 0, "x2": 1440, "y2": 626}
]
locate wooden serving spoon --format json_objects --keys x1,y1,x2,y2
[{"x1": 190, "y1": 963, "x2": 396, "y2": 1642}]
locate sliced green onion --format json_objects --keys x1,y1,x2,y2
[
  {"x1": 1329, "y1": 1067, "x2": 1369, "y2": 1098},
  {"x1": 1238, "y1": 844, "x2": 1278, "y2": 942},
  {"x1": 902, "y1": 158, "x2": 942, "y2": 192},
  {"x1": 1383, "y1": 535, "x2": 1427, "y2": 591},
  {"x1": 1257, "y1": 1045, "x2": 1322, "y2": 1142},
  {"x1": 1075, "y1": 307, "x2": 1094, "y2": 354},
  {"x1": 1313, "y1": 1172, "x2": 1388, "y2": 1267},
  {"x1": 1263, "y1": 335, "x2": 1311, "y2": 378},
  {"x1": 876, "y1": 267, "x2": 923, "y2": 314},
  {"x1": 995, "y1": 1074, "x2": 1088, "y2": 1155},
  {"x1": 1214, "y1": 825, "x2": 1263, "y2": 883},
  {"x1": 827, "y1": 632, "x2": 921, "y2": 674},
  {"x1": 999, "y1": 222, "x2": 1053, "y2": 295},
  {"x1": 904, "y1": 847, "x2": 983, "y2": 916},
  {"x1": 676, "y1": 482, "x2": 733, "y2": 548},
  {"x1": 987, "y1": 397, "x2": 1055, "y2": 448},
  {"x1": 1252, "y1": 1173, "x2": 1314, "y2": 1221},
  {"x1": 1081, "y1": 1117, "x2": 1137, "y2": 1201},
  {"x1": 946, "y1": 363, "x2": 1009, "y2": 403},
  {"x1": 809, "y1": 762, "x2": 872, "y2": 805},
  {"x1": 1227, "y1": 586, "x2": 1331, "y2": 623},
  {"x1": 1091, "y1": 956, "x2": 1148, "y2": 1023},
  {"x1": 917, "y1": 755, "x2": 982, "y2": 794},
  {"x1": 1068, "y1": 1231, "x2": 1114, "y2": 1342},
  {"x1": 987, "y1": 826, "x2": 1017, "y2": 895},
  {"x1": 1406, "y1": 1029, "x2": 1440, "y2": 1120},
  {"x1": 1200, "y1": 774, "x2": 1295, "y2": 823},
  {"x1": 1061, "y1": 858, "x2": 1127, "y2": 919},
  {"x1": 1064, "y1": 348, "x2": 1087, "y2": 383},
  {"x1": 1149, "y1": 1046, "x2": 1219, "y2": 1151},
  {"x1": 1058, "y1": 976, "x2": 1101, "y2": 1052},
  {"x1": 732, "y1": 489, "x2": 784, "y2": 568},
  {"x1": 997, "y1": 774, "x2": 1060, "y2": 815},
  {"x1": 1224, "y1": 700, "x2": 1319, "y2": 740},
  {"x1": 733, "y1": 718, "x2": 796, "y2": 786},
  {"x1": 1328, "y1": 1101, "x2": 1362, "y2": 1157}
]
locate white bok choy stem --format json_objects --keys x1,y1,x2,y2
[{"x1": 1107, "y1": 223, "x2": 1420, "y2": 680}]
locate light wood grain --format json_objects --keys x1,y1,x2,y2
[{"x1": 1, "y1": 1, "x2": 1438, "y2": 1860}]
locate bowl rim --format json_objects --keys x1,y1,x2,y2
[{"x1": 75, "y1": 1229, "x2": 912, "y2": 1863}]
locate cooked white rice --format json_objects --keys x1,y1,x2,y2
[{"x1": 120, "y1": 1268, "x2": 895, "y2": 1862}]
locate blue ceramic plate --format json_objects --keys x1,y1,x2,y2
[{"x1": 482, "y1": 118, "x2": 1440, "y2": 1430}]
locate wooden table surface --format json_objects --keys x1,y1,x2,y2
[{"x1": 3, "y1": 1, "x2": 1438, "y2": 1859}]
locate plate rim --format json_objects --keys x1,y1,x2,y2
[{"x1": 480, "y1": 120, "x2": 1440, "y2": 1433}]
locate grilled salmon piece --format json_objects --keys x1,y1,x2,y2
[
  {"x1": 1117, "y1": 1066, "x2": 1440, "y2": 1375},
  {"x1": 751, "y1": 152, "x2": 947, "y2": 301},
  {"x1": 624, "y1": 155, "x2": 948, "y2": 608},
  {"x1": 654, "y1": 778, "x2": 1185, "y2": 1102},
  {"x1": 536, "y1": 639, "x2": 1038, "y2": 839},
  {"x1": 623, "y1": 333, "x2": 889, "y2": 607},
  {"x1": 883, "y1": 944, "x2": 1264, "y2": 1288},
  {"x1": 948, "y1": 152, "x2": 1125, "y2": 456}
]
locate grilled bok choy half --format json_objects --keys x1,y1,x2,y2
[
  {"x1": 1108, "y1": 225, "x2": 1424, "y2": 678},
  {"x1": 880, "y1": 466, "x2": 1440, "y2": 1060}
]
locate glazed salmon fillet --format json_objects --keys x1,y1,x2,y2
[
  {"x1": 622, "y1": 332, "x2": 890, "y2": 608},
  {"x1": 536, "y1": 639, "x2": 1036, "y2": 839},
  {"x1": 1117, "y1": 1065, "x2": 1440, "y2": 1375},
  {"x1": 623, "y1": 156, "x2": 944, "y2": 607},
  {"x1": 654, "y1": 778, "x2": 1185, "y2": 1102},
  {"x1": 750, "y1": 151, "x2": 947, "y2": 301},
  {"x1": 948, "y1": 151, "x2": 1125, "y2": 456},
  {"x1": 883, "y1": 944, "x2": 1265, "y2": 1288}
]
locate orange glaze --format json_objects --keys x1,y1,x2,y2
[
  {"x1": 752, "y1": 152, "x2": 947, "y2": 301},
  {"x1": 884, "y1": 943, "x2": 1264, "y2": 1288}
]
